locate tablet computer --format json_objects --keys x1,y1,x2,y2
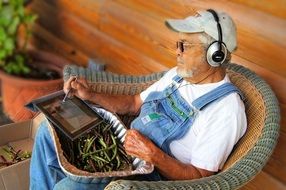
[{"x1": 29, "y1": 91, "x2": 104, "y2": 141}]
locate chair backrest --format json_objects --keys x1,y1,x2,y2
[{"x1": 222, "y1": 67, "x2": 266, "y2": 170}]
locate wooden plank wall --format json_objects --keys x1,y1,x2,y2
[{"x1": 28, "y1": 0, "x2": 286, "y2": 189}]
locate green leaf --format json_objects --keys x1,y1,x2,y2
[
  {"x1": 22, "y1": 66, "x2": 30, "y2": 74},
  {"x1": 23, "y1": 14, "x2": 38, "y2": 24},
  {"x1": 4, "y1": 62, "x2": 13, "y2": 74},
  {"x1": 11, "y1": 0, "x2": 24, "y2": 11},
  {"x1": 15, "y1": 54, "x2": 24, "y2": 64},
  {"x1": 0, "y1": 17, "x2": 10, "y2": 28},
  {"x1": 3, "y1": 37, "x2": 15, "y2": 52},
  {"x1": 0, "y1": 0, "x2": 34, "y2": 76},
  {"x1": 16, "y1": 5, "x2": 25, "y2": 18},
  {"x1": 0, "y1": 50, "x2": 6, "y2": 60},
  {"x1": 0, "y1": 27, "x2": 7, "y2": 41},
  {"x1": 12, "y1": 64, "x2": 21, "y2": 74},
  {"x1": 3, "y1": 54, "x2": 30, "y2": 75},
  {"x1": 7, "y1": 16, "x2": 20, "y2": 35},
  {"x1": 0, "y1": 6, "x2": 13, "y2": 27}
]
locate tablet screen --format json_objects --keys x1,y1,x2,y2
[{"x1": 34, "y1": 91, "x2": 104, "y2": 140}]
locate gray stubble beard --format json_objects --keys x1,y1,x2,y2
[{"x1": 176, "y1": 57, "x2": 196, "y2": 78}]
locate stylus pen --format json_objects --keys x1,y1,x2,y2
[{"x1": 62, "y1": 77, "x2": 77, "y2": 102}]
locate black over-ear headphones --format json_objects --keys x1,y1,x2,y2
[{"x1": 206, "y1": 9, "x2": 227, "y2": 67}]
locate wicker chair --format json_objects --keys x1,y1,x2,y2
[{"x1": 63, "y1": 63, "x2": 280, "y2": 190}]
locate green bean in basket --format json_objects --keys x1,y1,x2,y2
[{"x1": 74, "y1": 122, "x2": 132, "y2": 173}]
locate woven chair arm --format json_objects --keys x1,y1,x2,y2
[
  {"x1": 104, "y1": 63, "x2": 280, "y2": 190},
  {"x1": 63, "y1": 65, "x2": 167, "y2": 95}
]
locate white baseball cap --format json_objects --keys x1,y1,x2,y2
[{"x1": 166, "y1": 10, "x2": 237, "y2": 52}]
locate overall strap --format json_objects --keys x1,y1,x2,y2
[
  {"x1": 172, "y1": 75, "x2": 183, "y2": 84},
  {"x1": 192, "y1": 83, "x2": 244, "y2": 111},
  {"x1": 143, "y1": 75, "x2": 184, "y2": 103}
]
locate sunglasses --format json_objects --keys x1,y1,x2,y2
[
  {"x1": 176, "y1": 40, "x2": 203, "y2": 53},
  {"x1": 176, "y1": 41, "x2": 185, "y2": 53}
]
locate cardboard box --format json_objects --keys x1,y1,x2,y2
[{"x1": 0, "y1": 114, "x2": 44, "y2": 190}]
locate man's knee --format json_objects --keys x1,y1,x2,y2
[
  {"x1": 35, "y1": 120, "x2": 51, "y2": 141},
  {"x1": 33, "y1": 120, "x2": 55, "y2": 154}
]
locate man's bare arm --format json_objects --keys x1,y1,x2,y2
[
  {"x1": 64, "y1": 77, "x2": 142, "y2": 115},
  {"x1": 152, "y1": 146, "x2": 214, "y2": 180},
  {"x1": 88, "y1": 93, "x2": 142, "y2": 115}
]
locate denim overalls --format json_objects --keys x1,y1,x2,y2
[{"x1": 131, "y1": 75, "x2": 243, "y2": 155}]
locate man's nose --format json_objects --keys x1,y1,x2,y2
[{"x1": 176, "y1": 48, "x2": 182, "y2": 56}]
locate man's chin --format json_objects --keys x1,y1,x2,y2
[
  {"x1": 177, "y1": 69, "x2": 193, "y2": 78},
  {"x1": 176, "y1": 65, "x2": 184, "y2": 73},
  {"x1": 177, "y1": 62, "x2": 184, "y2": 67}
]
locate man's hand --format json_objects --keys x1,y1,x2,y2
[
  {"x1": 124, "y1": 129, "x2": 158, "y2": 163},
  {"x1": 124, "y1": 129, "x2": 214, "y2": 180},
  {"x1": 63, "y1": 76, "x2": 92, "y2": 101}
]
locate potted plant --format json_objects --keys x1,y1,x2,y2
[{"x1": 0, "y1": 0, "x2": 68, "y2": 121}]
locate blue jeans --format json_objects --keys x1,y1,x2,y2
[{"x1": 30, "y1": 121, "x2": 161, "y2": 190}]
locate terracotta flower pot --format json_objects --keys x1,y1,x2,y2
[{"x1": 0, "y1": 50, "x2": 69, "y2": 122}]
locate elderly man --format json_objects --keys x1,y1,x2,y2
[{"x1": 30, "y1": 9, "x2": 246, "y2": 189}]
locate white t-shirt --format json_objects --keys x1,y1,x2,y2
[{"x1": 140, "y1": 67, "x2": 247, "y2": 172}]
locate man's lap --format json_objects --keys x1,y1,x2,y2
[{"x1": 31, "y1": 120, "x2": 163, "y2": 190}]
